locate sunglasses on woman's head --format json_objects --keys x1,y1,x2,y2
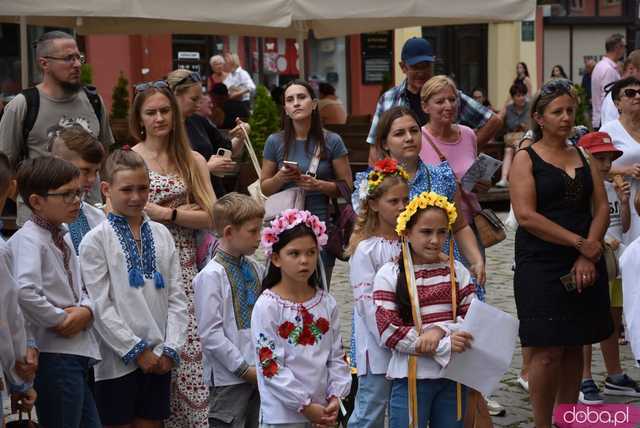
[
  {"x1": 176, "y1": 72, "x2": 202, "y2": 87},
  {"x1": 622, "y1": 88, "x2": 640, "y2": 98},
  {"x1": 540, "y1": 78, "x2": 573, "y2": 96},
  {"x1": 134, "y1": 80, "x2": 169, "y2": 94}
]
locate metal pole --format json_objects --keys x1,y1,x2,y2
[{"x1": 20, "y1": 16, "x2": 29, "y2": 89}]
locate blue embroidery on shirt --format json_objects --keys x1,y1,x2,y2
[
  {"x1": 162, "y1": 346, "x2": 180, "y2": 366},
  {"x1": 107, "y1": 213, "x2": 165, "y2": 289},
  {"x1": 122, "y1": 339, "x2": 148, "y2": 364},
  {"x1": 68, "y1": 206, "x2": 91, "y2": 255}
]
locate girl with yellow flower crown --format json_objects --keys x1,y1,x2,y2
[
  {"x1": 346, "y1": 158, "x2": 409, "y2": 427},
  {"x1": 373, "y1": 191, "x2": 476, "y2": 428}
]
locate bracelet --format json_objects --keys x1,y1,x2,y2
[
  {"x1": 171, "y1": 208, "x2": 178, "y2": 222},
  {"x1": 575, "y1": 237, "x2": 585, "y2": 250}
]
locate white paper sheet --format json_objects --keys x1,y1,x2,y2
[
  {"x1": 460, "y1": 154, "x2": 503, "y2": 192},
  {"x1": 440, "y1": 299, "x2": 519, "y2": 395}
]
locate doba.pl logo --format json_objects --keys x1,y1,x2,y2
[{"x1": 554, "y1": 404, "x2": 640, "y2": 427}]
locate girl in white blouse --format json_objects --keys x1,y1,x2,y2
[
  {"x1": 251, "y1": 209, "x2": 351, "y2": 427},
  {"x1": 373, "y1": 192, "x2": 475, "y2": 428},
  {"x1": 347, "y1": 159, "x2": 409, "y2": 428},
  {"x1": 79, "y1": 149, "x2": 188, "y2": 428}
]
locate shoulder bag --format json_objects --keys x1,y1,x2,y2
[{"x1": 423, "y1": 132, "x2": 506, "y2": 248}]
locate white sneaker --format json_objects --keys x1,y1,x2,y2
[
  {"x1": 517, "y1": 376, "x2": 529, "y2": 392},
  {"x1": 496, "y1": 178, "x2": 509, "y2": 188},
  {"x1": 485, "y1": 397, "x2": 506, "y2": 416}
]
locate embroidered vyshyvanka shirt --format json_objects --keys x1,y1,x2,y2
[
  {"x1": 79, "y1": 215, "x2": 188, "y2": 381},
  {"x1": 67, "y1": 202, "x2": 105, "y2": 255},
  {"x1": 251, "y1": 289, "x2": 351, "y2": 424},
  {"x1": 7, "y1": 220, "x2": 100, "y2": 361},
  {"x1": 0, "y1": 240, "x2": 30, "y2": 393},
  {"x1": 193, "y1": 251, "x2": 264, "y2": 387},
  {"x1": 373, "y1": 260, "x2": 475, "y2": 379},
  {"x1": 349, "y1": 236, "x2": 400, "y2": 376}
]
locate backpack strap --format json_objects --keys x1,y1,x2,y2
[
  {"x1": 20, "y1": 87, "x2": 40, "y2": 163},
  {"x1": 82, "y1": 85, "x2": 104, "y2": 126}
]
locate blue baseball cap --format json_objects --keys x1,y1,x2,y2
[{"x1": 401, "y1": 37, "x2": 435, "y2": 65}]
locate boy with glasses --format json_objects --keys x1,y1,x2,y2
[
  {"x1": 7, "y1": 156, "x2": 101, "y2": 428},
  {"x1": 0, "y1": 30, "x2": 114, "y2": 225}
]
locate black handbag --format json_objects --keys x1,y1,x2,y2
[{"x1": 326, "y1": 181, "x2": 356, "y2": 262}]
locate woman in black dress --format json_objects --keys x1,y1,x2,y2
[{"x1": 510, "y1": 79, "x2": 612, "y2": 428}]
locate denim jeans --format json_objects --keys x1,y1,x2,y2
[
  {"x1": 389, "y1": 378, "x2": 467, "y2": 428},
  {"x1": 347, "y1": 373, "x2": 390, "y2": 428},
  {"x1": 34, "y1": 353, "x2": 101, "y2": 428}
]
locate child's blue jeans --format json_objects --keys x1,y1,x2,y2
[
  {"x1": 34, "y1": 353, "x2": 101, "y2": 428},
  {"x1": 389, "y1": 378, "x2": 467, "y2": 428},
  {"x1": 347, "y1": 373, "x2": 390, "y2": 428}
]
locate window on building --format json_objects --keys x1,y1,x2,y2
[{"x1": 539, "y1": 0, "x2": 626, "y2": 16}]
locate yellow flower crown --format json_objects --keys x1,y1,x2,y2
[{"x1": 396, "y1": 191, "x2": 458, "y2": 235}]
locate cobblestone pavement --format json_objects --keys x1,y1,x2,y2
[
  {"x1": 328, "y1": 216, "x2": 640, "y2": 427},
  {"x1": 5, "y1": 215, "x2": 640, "y2": 425}
]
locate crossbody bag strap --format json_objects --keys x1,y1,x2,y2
[
  {"x1": 422, "y1": 130, "x2": 448, "y2": 163},
  {"x1": 307, "y1": 144, "x2": 322, "y2": 177}
]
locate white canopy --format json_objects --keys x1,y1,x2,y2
[{"x1": 1, "y1": 0, "x2": 536, "y2": 38}]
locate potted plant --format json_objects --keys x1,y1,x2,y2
[
  {"x1": 237, "y1": 85, "x2": 280, "y2": 192},
  {"x1": 110, "y1": 72, "x2": 131, "y2": 148}
]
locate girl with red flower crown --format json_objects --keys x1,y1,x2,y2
[{"x1": 251, "y1": 209, "x2": 351, "y2": 427}]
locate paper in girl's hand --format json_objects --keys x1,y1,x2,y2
[
  {"x1": 440, "y1": 299, "x2": 518, "y2": 395},
  {"x1": 461, "y1": 154, "x2": 503, "y2": 193}
]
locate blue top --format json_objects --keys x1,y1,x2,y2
[{"x1": 263, "y1": 130, "x2": 348, "y2": 222}]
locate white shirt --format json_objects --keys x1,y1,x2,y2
[
  {"x1": 224, "y1": 66, "x2": 256, "y2": 102},
  {"x1": 0, "y1": 240, "x2": 30, "y2": 393},
  {"x1": 620, "y1": 237, "x2": 640, "y2": 360},
  {"x1": 373, "y1": 260, "x2": 475, "y2": 380},
  {"x1": 251, "y1": 289, "x2": 351, "y2": 424},
  {"x1": 193, "y1": 255, "x2": 264, "y2": 387},
  {"x1": 592, "y1": 56, "x2": 621, "y2": 128},
  {"x1": 79, "y1": 218, "x2": 188, "y2": 381},
  {"x1": 7, "y1": 221, "x2": 100, "y2": 360},
  {"x1": 349, "y1": 237, "x2": 400, "y2": 376},
  {"x1": 604, "y1": 181, "x2": 626, "y2": 260},
  {"x1": 600, "y1": 92, "x2": 620, "y2": 127},
  {"x1": 602, "y1": 119, "x2": 640, "y2": 244}
]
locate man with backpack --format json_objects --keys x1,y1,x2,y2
[{"x1": 0, "y1": 30, "x2": 114, "y2": 224}]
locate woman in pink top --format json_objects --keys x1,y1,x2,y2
[{"x1": 419, "y1": 75, "x2": 482, "y2": 228}]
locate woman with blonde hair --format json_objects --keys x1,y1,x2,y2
[
  {"x1": 167, "y1": 69, "x2": 247, "y2": 197},
  {"x1": 130, "y1": 80, "x2": 215, "y2": 428}
]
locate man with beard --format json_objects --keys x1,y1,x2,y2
[
  {"x1": 591, "y1": 33, "x2": 626, "y2": 129},
  {"x1": 0, "y1": 31, "x2": 113, "y2": 224},
  {"x1": 366, "y1": 37, "x2": 502, "y2": 165}
]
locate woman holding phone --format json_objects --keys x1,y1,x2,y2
[
  {"x1": 167, "y1": 69, "x2": 248, "y2": 197},
  {"x1": 260, "y1": 79, "x2": 353, "y2": 283},
  {"x1": 510, "y1": 79, "x2": 612, "y2": 428}
]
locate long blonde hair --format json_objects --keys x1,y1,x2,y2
[
  {"x1": 346, "y1": 175, "x2": 408, "y2": 255},
  {"x1": 130, "y1": 86, "x2": 214, "y2": 219}
]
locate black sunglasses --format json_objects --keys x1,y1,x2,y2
[
  {"x1": 176, "y1": 71, "x2": 202, "y2": 87},
  {"x1": 533, "y1": 78, "x2": 574, "y2": 111},
  {"x1": 622, "y1": 88, "x2": 640, "y2": 98},
  {"x1": 134, "y1": 80, "x2": 169, "y2": 94}
]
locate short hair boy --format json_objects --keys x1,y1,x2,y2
[
  {"x1": 578, "y1": 132, "x2": 640, "y2": 403},
  {"x1": 8, "y1": 156, "x2": 101, "y2": 427},
  {"x1": 48, "y1": 124, "x2": 106, "y2": 253},
  {"x1": 193, "y1": 192, "x2": 265, "y2": 427}
]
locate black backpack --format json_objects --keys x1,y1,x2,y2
[{"x1": 1, "y1": 85, "x2": 103, "y2": 162}]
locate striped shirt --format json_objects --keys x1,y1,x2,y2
[{"x1": 373, "y1": 259, "x2": 476, "y2": 379}]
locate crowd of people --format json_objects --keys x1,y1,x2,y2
[{"x1": 1, "y1": 27, "x2": 640, "y2": 428}]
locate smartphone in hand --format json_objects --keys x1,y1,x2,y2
[
  {"x1": 560, "y1": 272, "x2": 577, "y2": 292},
  {"x1": 217, "y1": 148, "x2": 232, "y2": 159}
]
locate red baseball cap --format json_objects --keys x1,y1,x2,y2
[{"x1": 577, "y1": 132, "x2": 622, "y2": 160}]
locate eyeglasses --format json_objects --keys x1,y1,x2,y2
[
  {"x1": 176, "y1": 71, "x2": 202, "y2": 87},
  {"x1": 46, "y1": 190, "x2": 83, "y2": 204},
  {"x1": 134, "y1": 80, "x2": 169, "y2": 94},
  {"x1": 622, "y1": 88, "x2": 640, "y2": 98},
  {"x1": 44, "y1": 54, "x2": 86, "y2": 65}
]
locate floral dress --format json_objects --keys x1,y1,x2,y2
[{"x1": 148, "y1": 170, "x2": 209, "y2": 428}]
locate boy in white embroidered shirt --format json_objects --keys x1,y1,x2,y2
[
  {"x1": 0, "y1": 153, "x2": 36, "y2": 425},
  {"x1": 193, "y1": 192, "x2": 265, "y2": 427},
  {"x1": 48, "y1": 124, "x2": 106, "y2": 254},
  {"x1": 79, "y1": 148, "x2": 188, "y2": 428},
  {"x1": 8, "y1": 157, "x2": 101, "y2": 427}
]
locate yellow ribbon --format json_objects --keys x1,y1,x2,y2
[{"x1": 403, "y1": 237, "x2": 462, "y2": 426}]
